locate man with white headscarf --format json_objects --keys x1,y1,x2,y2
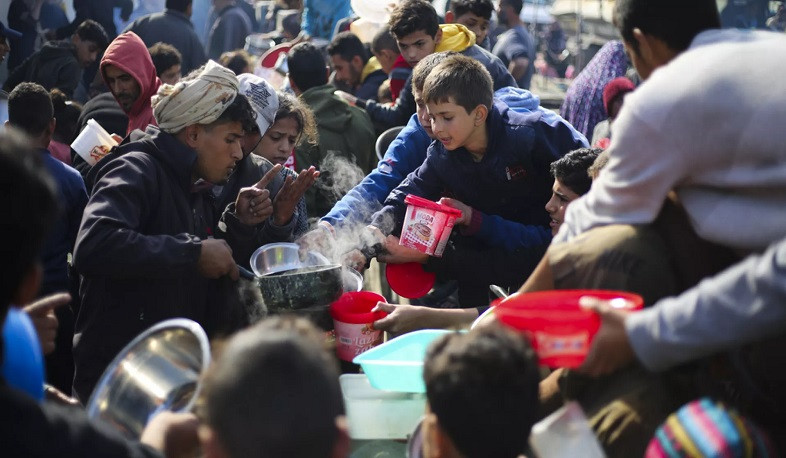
[{"x1": 72, "y1": 60, "x2": 264, "y2": 402}]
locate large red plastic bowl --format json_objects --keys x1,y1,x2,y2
[
  {"x1": 495, "y1": 290, "x2": 643, "y2": 368},
  {"x1": 385, "y1": 262, "x2": 436, "y2": 299}
]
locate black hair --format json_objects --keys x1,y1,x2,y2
[
  {"x1": 75, "y1": 19, "x2": 109, "y2": 50},
  {"x1": 613, "y1": 0, "x2": 720, "y2": 54},
  {"x1": 500, "y1": 0, "x2": 524, "y2": 15},
  {"x1": 422, "y1": 54, "x2": 493, "y2": 112},
  {"x1": 165, "y1": 0, "x2": 192, "y2": 13},
  {"x1": 550, "y1": 147, "x2": 602, "y2": 196},
  {"x1": 50, "y1": 89, "x2": 83, "y2": 144},
  {"x1": 424, "y1": 326, "x2": 540, "y2": 458},
  {"x1": 149, "y1": 42, "x2": 182, "y2": 77},
  {"x1": 411, "y1": 51, "x2": 459, "y2": 93},
  {"x1": 287, "y1": 43, "x2": 328, "y2": 92},
  {"x1": 8, "y1": 83, "x2": 54, "y2": 136},
  {"x1": 450, "y1": 0, "x2": 493, "y2": 20},
  {"x1": 203, "y1": 320, "x2": 344, "y2": 458},
  {"x1": 371, "y1": 25, "x2": 398, "y2": 54},
  {"x1": 0, "y1": 130, "x2": 58, "y2": 314},
  {"x1": 218, "y1": 50, "x2": 252, "y2": 76},
  {"x1": 388, "y1": 0, "x2": 440, "y2": 39},
  {"x1": 327, "y1": 31, "x2": 368, "y2": 64}
]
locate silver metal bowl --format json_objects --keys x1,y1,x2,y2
[
  {"x1": 86, "y1": 319, "x2": 210, "y2": 439},
  {"x1": 250, "y1": 242, "x2": 330, "y2": 277}
]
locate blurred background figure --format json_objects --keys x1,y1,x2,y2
[{"x1": 149, "y1": 41, "x2": 182, "y2": 84}]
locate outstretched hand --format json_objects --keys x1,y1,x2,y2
[
  {"x1": 23, "y1": 292, "x2": 71, "y2": 355},
  {"x1": 234, "y1": 164, "x2": 281, "y2": 226},
  {"x1": 578, "y1": 297, "x2": 636, "y2": 377},
  {"x1": 378, "y1": 235, "x2": 428, "y2": 264},
  {"x1": 372, "y1": 302, "x2": 428, "y2": 335},
  {"x1": 273, "y1": 166, "x2": 319, "y2": 226}
]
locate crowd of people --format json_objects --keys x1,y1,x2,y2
[{"x1": 1, "y1": 0, "x2": 786, "y2": 457}]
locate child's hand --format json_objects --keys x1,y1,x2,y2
[
  {"x1": 439, "y1": 197, "x2": 473, "y2": 226},
  {"x1": 378, "y1": 235, "x2": 429, "y2": 264},
  {"x1": 334, "y1": 90, "x2": 358, "y2": 106}
]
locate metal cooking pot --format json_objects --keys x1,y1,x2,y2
[
  {"x1": 239, "y1": 264, "x2": 344, "y2": 311},
  {"x1": 86, "y1": 319, "x2": 210, "y2": 439}
]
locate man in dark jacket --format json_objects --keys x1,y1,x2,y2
[
  {"x1": 288, "y1": 43, "x2": 377, "y2": 220},
  {"x1": 124, "y1": 0, "x2": 208, "y2": 75},
  {"x1": 72, "y1": 61, "x2": 260, "y2": 401},
  {"x1": 3, "y1": 20, "x2": 108, "y2": 98},
  {"x1": 327, "y1": 31, "x2": 388, "y2": 102},
  {"x1": 54, "y1": 0, "x2": 134, "y2": 40},
  {"x1": 206, "y1": 0, "x2": 252, "y2": 60}
]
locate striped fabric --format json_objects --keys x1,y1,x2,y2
[{"x1": 646, "y1": 398, "x2": 774, "y2": 458}]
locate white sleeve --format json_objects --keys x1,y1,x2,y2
[
  {"x1": 553, "y1": 104, "x2": 689, "y2": 243},
  {"x1": 626, "y1": 237, "x2": 786, "y2": 371}
]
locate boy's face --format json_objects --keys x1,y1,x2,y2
[
  {"x1": 73, "y1": 36, "x2": 100, "y2": 68},
  {"x1": 160, "y1": 64, "x2": 182, "y2": 85},
  {"x1": 192, "y1": 121, "x2": 245, "y2": 185},
  {"x1": 396, "y1": 29, "x2": 440, "y2": 68},
  {"x1": 427, "y1": 97, "x2": 482, "y2": 151},
  {"x1": 454, "y1": 12, "x2": 490, "y2": 44},
  {"x1": 413, "y1": 87, "x2": 435, "y2": 139},
  {"x1": 373, "y1": 48, "x2": 398, "y2": 74},
  {"x1": 545, "y1": 178, "x2": 580, "y2": 236}
]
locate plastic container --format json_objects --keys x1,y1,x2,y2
[
  {"x1": 353, "y1": 329, "x2": 451, "y2": 393},
  {"x1": 340, "y1": 374, "x2": 426, "y2": 440},
  {"x1": 399, "y1": 195, "x2": 462, "y2": 257},
  {"x1": 1, "y1": 308, "x2": 45, "y2": 400},
  {"x1": 530, "y1": 401, "x2": 606, "y2": 458},
  {"x1": 330, "y1": 292, "x2": 387, "y2": 362},
  {"x1": 496, "y1": 290, "x2": 643, "y2": 368},
  {"x1": 385, "y1": 262, "x2": 436, "y2": 299},
  {"x1": 71, "y1": 119, "x2": 118, "y2": 166}
]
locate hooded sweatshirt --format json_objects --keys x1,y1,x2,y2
[
  {"x1": 100, "y1": 32, "x2": 161, "y2": 135},
  {"x1": 3, "y1": 40, "x2": 83, "y2": 98},
  {"x1": 295, "y1": 83, "x2": 377, "y2": 219}
]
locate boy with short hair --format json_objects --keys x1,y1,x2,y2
[
  {"x1": 347, "y1": 0, "x2": 516, "y2": 130},
  {"x1": 445, "y1": 0, "x2": 494, "y2": 48},
  {"x1": 422, "y1": 326, "x2": 540, "y2": 458},
  {"x1": 148, "y1": 42, "x2": 182, "y2": 85},
  {"x1": 368, "y1": 54, "x2": 585, "y2": 252}
]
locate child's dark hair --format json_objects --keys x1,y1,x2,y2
[
  {"x1": 274, "y1": 92, "x2": 318, "y2": 146},
  {"x1": 327, "y1": 31, "x2": 367, "y2": 63},
  {"x1": 287, "y1": 43, "x2": 328, "y2": 92},
  {"x1": 75, "y1": 19, "x2": 109, "y2": 49},
  {"x1": 411, "y1": 51, "x2": 459, "y2": 94},
  {"x1": 371, "y1": 25, "x2": 398, "y2": 54},
  {"x1": 218, "y1": 50, "x2": 252, "y2": 76},
  {"x1": 149, "y1": 42, "x2": 182, "y2": 77},
  {"x1": 424, "y1": 326, "x2": 539, "y2": 458},
  {"x1": 8, "y1": 82, "x2": 53, "y2": 136},
  {"x1": 422, "y1": 54, "x2": 493, "y2": 112},
  {"x1": 50, "y1": 89, "x2": 83, "y2": 144},
  {"x1": 388, "y1": 0, "x2": 440, "y2": 40},
  {"x1": 451, "y1": 0, "x2": 494, "y2": 20},
  {"x1": 613, "y1": 0, "x2": 719, "y2": 55},
  {"x1": 550, "y1": 147, "x2": 602, "y2": 196}
]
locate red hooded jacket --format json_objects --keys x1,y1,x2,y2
[{"x1": 100, "y1": 32, "x2": 161, "y2": 135}]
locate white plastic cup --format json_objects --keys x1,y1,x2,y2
[
  {"x1": 71, "y1": 119, "x2": 118, "y2": 166},
  {"x1": 529, "y1": 401, "x2": 606, "y2": 458}
]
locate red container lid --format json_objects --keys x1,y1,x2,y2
[
  {"x1": 404, "y1": 194, "x2": 463, "y2": 217},
  {"x1": 495, "y1": 290, "x2": 643, "y2": 368},
  {"x1": 385, "y1": 262, "x2": 437, "y2": 299},
  {"x1": 330, "y1": 291, "x2": 387, "y2": 324}
]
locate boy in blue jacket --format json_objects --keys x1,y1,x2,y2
[{"x1": 367, "y1": 54, "x2": 586, "y2": 251}]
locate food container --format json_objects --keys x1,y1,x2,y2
[
  {"x1": 340, "y1": 374, "x2": 426, "y2": 440},
  {"x1": 353, "y1": 329, "x2": 451, "y2": 393},
  {"x1": 71, "y1": 118, "x2": 118, "y2": 166},
  {"x1": 330, "y1": 292, "x2": 387, "y2": 361},
  {"x1": 495, "y1": 290, "x2": 643, "y2": 368},
  {"x1": 399, "y1": 195, "x2": 462, "y2": 257}
]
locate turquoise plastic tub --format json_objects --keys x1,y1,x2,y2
[{"x1": 353, "y1": 329, "x2": 451, "y2": 393}]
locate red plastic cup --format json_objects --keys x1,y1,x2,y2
[
  {"x1": 399, "y1": 195, "x2": 462, "y2": 257},
  {"x1": 329, "y1": 292, "x2": 388, "y2": 362},
  {"x1": 385, "y1": 262, "x2": 437, "y2": 299},
  {"x1": 495, "y1": 290, "x2": 643, "y2": 368}
]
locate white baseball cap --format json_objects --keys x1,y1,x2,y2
[{"x1": 238, "y1": 73, "x2": 279, "y2": 135}]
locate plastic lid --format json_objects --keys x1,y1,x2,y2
[
  {"x1": 330, "y1": 291, "x2": 388, "y2": 324},
  {"x1": 404, "y1": 195, "x2": 463, "y2": 217},
  {"x1": 385, "y1": 262, "x2": 437, "y2": 299}
]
